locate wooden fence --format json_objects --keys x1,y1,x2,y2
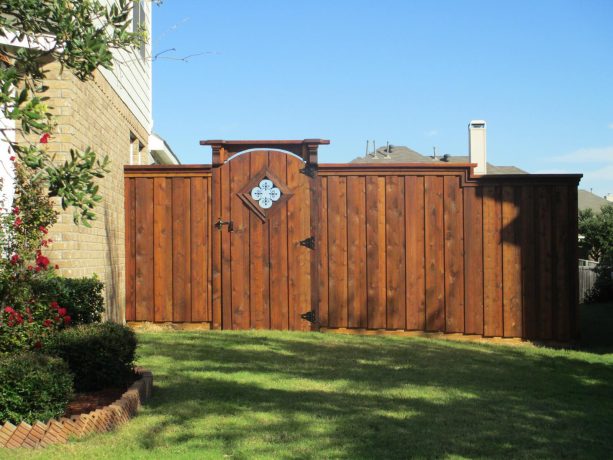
[{"x1": 125, "y1": 152, "x2": 581, "y2": 342}]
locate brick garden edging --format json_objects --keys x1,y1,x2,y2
[{"x1": 0, "y1": 368, "x2": 153, "y2": 449}]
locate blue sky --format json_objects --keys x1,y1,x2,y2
[{"x1": 151, "y1": 0, "x2": 613, "y2": 196}]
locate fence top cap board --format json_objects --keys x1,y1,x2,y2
[{"x1": 200, "y1": 139, "x2": 330, "y2": 165}]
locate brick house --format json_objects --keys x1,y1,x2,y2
[{"x1": 0, "y1": 1, "x2": 177, "y2": 321}]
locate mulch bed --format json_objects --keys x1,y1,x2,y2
[{"x1": 63, "y1": 374, "x2": 138, "y2": 417}]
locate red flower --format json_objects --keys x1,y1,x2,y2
[
  {"x1": 40, "y1": 133, "x2": 50, "y2": 144},
  {"x1": 39, "y1": 226, "x2": 48, "y2": 234},
  {"x1": 4, "y1": 306, "x2": 15, "y2": 314},
  {"x1": 63, "y1": 315, "x2": 71, "y2": 325},
  {"x1": 9, "y1": 155, "x2": 15, "y2": 161},
  {"x1": 35, "y1": 266, "x2": 41, "y2": 272},
  {"x1": 41, "y1": 240, "x2": 48, "y2": 247},
  {"x1": 58, "y1": 307, "x2": 67, "y2": 317},
  {"x1": 50, "y1": 301, "x2": 59, "y2": 309},
  {"x1": 36, "y1": 253, "x2": 50, "y2": 269},
  {"x1": 10, "y1": 254, "x2": 20, "y2": 265},
  {"x1": 27, "y1": 265, "x2": 34, "y2": 271},
  {"x1": 13, "y1": 217, "x2": 22, "y2": 227},
  {"x1": 43, "y1": 319, "x2": 53, "y2": 328},
  {"x1": 12, "y1": 206, "x2": 19, "y2": 215}
]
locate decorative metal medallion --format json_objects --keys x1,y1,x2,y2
[
  {"x1": 237, "y1": 167, "x2": 293, "y2": 222},
  {"x1": 250, "y1": 179, "x2": 281, "y2": 209}
]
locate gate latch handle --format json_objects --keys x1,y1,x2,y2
[{"x1": 215, "y1": 218, "x2": 234, "y2": 232}]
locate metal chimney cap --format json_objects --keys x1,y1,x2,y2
[{"x1": 469, "y1": 120, "x2": 487, "y2": 128}]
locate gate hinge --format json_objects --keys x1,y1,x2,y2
[
  {"x1": 301, "y1": 310, "x2": 317, "y2": 323},
  {"x1": 299, "y1": 163, "x2": 317, "y2": 178},
  {"x1": 299, "y1": 236, "x2": 315, "y2": 250}
]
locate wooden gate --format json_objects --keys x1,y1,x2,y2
[{"x1": 207, "y1": 140, "x2": 327, "y2": 330}]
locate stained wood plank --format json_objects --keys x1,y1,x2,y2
[
  {"x1": 249, "y1": 152, "x2": 270, "y2": 329},
  {"x1": 220, "y1": 164, "x2": 233, "y2": 329},
  {"x1": 212, "y1": 167, "x2": 223, "y2": 329},
  {"x1": 444, "y1": 176, "x2": 465, "y2": 333},
  {"x1": 172, "y1": 178, "x2": 191, "y2": 322},
  {"x1": 124, "y1": 178, "x2": 136, "y2": 322},
  {"x1": 327, "y1": 176, "x2": 348, "y2": 328},
  {"x1": 347, "y1": 177, "x2": 367, "y2": 328},
  {"x1": 424, "y1": 176, "x2": 445, "y2": 331},
  {"x1": 483, "y1": 185, "x2": 503, "y2": 337},
  {"x1": 287, "y1": 155, "x2": 311, "y2": 331},
  {"x1": 134, "y1": 179, "x2": 154, "y2": 321},
  {"x1": 268, "y1": 151, "x2": 289, "y2": 330},
  {"x1": 520, "y1": 186, "x2": 537, "y2": 339},
  {"x1": 463, "y1": 186, "x2": 484, "y2": 335},
  {"x1": 366, "y1": 176, "x2": 386, "y2": 329},
  {"x1": 153, "y1": 178, "x2": 173, "y2": 322},
  {"x1": 568, "y1": 186, "x2": 580, "y2": 340},
  {"x1": 229, "y1": 155, "x2": 250, "y2": 329},
  {"x1": 206, "y1": 177, "x2": 213, "y2": 322},
  {"x1": 553, "y1": 185, "x2": 570, "y2": 341},
  {"x1": 191, "y1": 177, "x2": 208, "y2": 321},
  {"x1": 502, "y1": 186, "x2": 522, "y2": 337},
  {"x1": 317, "y1": 176, "x2": 329, "y2": 328},
  {"x1": 385, "y1": 176, "x2": 406, "y2": 330},
  {"x1": 405, "y1": 176, "x2": 426, "y2": 330},
  {"x1": 536, "y1": 186, "x2": 553, "y2": 340}
]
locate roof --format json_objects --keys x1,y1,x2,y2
[
  {"x1": 578, "y1": 189, "x2": 611, "y2": 213},
  {"x1": 149, "y1": 133, "x2": 181, "y2": 165},
  {"x1": 351, "y1": 145, "x2": 527, "y2": 175}
]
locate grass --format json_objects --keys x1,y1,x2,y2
[{"x1": 4, "y1": 305, "x2": 613, "y2": 459}]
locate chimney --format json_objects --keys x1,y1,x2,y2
[{"x1": 468, "y1": 120, "x2": 487, "y2": 175}]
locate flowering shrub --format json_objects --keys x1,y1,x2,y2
[{"x1": 0, "y1": 164, "x2": 67, "y2": 353}]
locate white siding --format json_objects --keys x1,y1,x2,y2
[{"x1": 98, "y1": 0, "x2": 153, "y2": 133}]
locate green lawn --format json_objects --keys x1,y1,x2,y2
[{"x1": 5, "y1": 320, "x2": 612, "y2": 460}]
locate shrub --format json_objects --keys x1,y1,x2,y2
[
  {"x1": 45, "y1": 323, "x2": 137, "y2": 392},
  {"x1": 0, "y1": 352, "x2": 73, "y2": 424},
  {"x1": 31, "y1": 276, "x2": 105, "y2": 325}
]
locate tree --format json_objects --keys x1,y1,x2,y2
[
  {"x1": 579, "y1": 205, "x2": 613, "y2": 262},
  {"x1": 0, "y1": 0, "x2": 145, "y2": 225},
  {"x1": 579, "y1": 204, "x2": 613, "y2": 302}
]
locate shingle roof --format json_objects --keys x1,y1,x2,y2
[
  {"x1": 351, "y1": 145, "x2": 527, "y2": 175},
  {"x1": 578, "y1": 190, "x2": 611, "y2": 213}
]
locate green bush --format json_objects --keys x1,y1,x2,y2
[
  {"x1": 32, "y1": 276, "x2": 105, "y2": 324},
  {"x1": 45, "y1": 322, "x2": 137, "y2": 392},
  {"x1": 0, "y1": 352, "x2": 73, "y2": 424}
]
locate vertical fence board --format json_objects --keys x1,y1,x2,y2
[
  {"x1": 569, "y1": 186, "x2": 580, "y2": 339},
  {"x1": 444, "y1": 176, "x2": 465, "y2": 333},
  {"x1": 347, "y1": 177, "x2": 367, "y2": 328},
  {"x1": 287, "y1": 155, "x2": 311, "y2": 331},
  {"x1": 553, "y1": 185, "x2": 571, "y2": 341},
  {"x1": 502, "y1": 186, "x2": 522, "y2": 337},
  {"x1": 327, "y1": 176, "x2": 348, "y2": 328},
  {"x1": 424, "y1": 176, "x2": 445, "y2": 331},
  {"x1": 229, "y1": 157, "x2": 250, "y2": 329},
  {"x1": 220, "y1": 165, "x2": 232, "y2": 329},
  {"x1": 268, "y1": 152, "x2": 290, "y2": 330},
  {"x1": 124, "y1": 178, "x2": 136, "y2": 322},
  {"x1": 366, "y1": 176, "x2": 387, "y2": 329},
  {"x1": 483, "y1": 186, "x2": 503, "y2": 336},
  {"x1": 463, "y1": 186, "x2": 484, "y2": 335},
  {"x1": 386, "y1": 176, "x2": 406, "y2": 329},
  {"x1": 249, "y1": 154, "x2": 270, "y2": 329},
  {"x1": 153, "y1": 178, "x2": 173, "y2": 322},
  {"x1": 190, "y1": 177, "x2": 208, "y2": 321},
  {"x1": 172, "y1": 178, "x2": 191, "y2": 322},
  {"x1": 317, "y1": 177, "x2": 329, "y2": 327},
  {"x1": 520, "y1": 186, "x2": 537, "y2": 339},
  {"x1": 134, "y1": 179, "x2": 154, "y2": 321},
  {"x1": 406, "y1": 176, "x2": 426, "y2": 330},
  {"x1": 536, "y1": 186, "x2": 553, "y2": 340}
]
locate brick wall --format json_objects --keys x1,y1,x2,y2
[{"x1": 33, "y1": 62, "x2": 149, "y2": 322}]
